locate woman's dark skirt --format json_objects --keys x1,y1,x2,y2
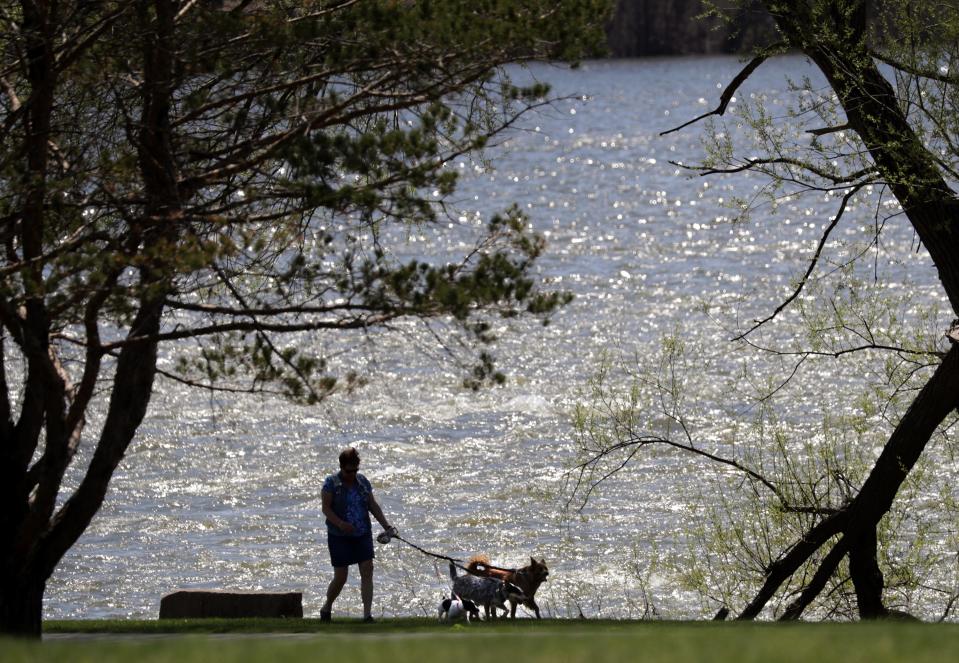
[{"x1": 328, "y1": 532, "x2": 375, "y2": 568}]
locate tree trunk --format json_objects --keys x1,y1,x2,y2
[
  {"x1": 738, "y1": 0, "x2": 959, "y2": 620},
  {"x1": 738, "y1": 342, "x2": 959, "y2": 619},
  {"x1": 0, "y1": 572, "x2": 44, "y2": 639},
  {"x1": 848, "y1": 527, "x2": 887, "y2": 619},
  {"x1": 738, "y1": 510, "x2": 849, "y2": 619}
]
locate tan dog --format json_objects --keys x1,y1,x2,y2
[{"x1": 467, "y1": 555, "x2": 549, "y2": 618}]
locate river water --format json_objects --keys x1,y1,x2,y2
[{"x1": 46, "y1": 56, "x2": 954, "y2": 621}]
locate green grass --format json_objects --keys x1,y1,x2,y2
[{"x1": 4, "y1": 619, "x2": 959, "y2": 662}]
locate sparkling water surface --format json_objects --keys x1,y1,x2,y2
[{"x1": 46, "y1": 56, "x2": 953, "y2": 621}]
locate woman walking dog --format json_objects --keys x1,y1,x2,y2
[{"x1": 319, "y1": 447, "x2": 397, "y2": 623}]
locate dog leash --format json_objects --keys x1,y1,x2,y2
[
  {"x1": 381, "y1": 532, "x2": 517, "y2": 575},
  {"x1": 387, "y1": 533, "x2": 465, "y2": 568}
]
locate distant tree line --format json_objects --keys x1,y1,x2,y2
[
  {"x1": 606, "y1": 0, "x2": 777, "y2": 56},
  {"x1": 604, "y1": 0, "x2": 901, "y2": 56}
]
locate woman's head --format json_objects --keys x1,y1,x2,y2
[{"x1": 339, "y1": 447, "x2": 360, "y2": 472}]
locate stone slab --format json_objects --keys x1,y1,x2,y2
[{"x1": 159, "y1": 590, "x2": 303, "y2": 619}]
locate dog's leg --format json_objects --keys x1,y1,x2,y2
[
  {"x1": 529, "y1": 598, "x2": 541, "y2": 619},
  {"x1": 509, "y1": 599, "x2": 518, "y2": 618}
]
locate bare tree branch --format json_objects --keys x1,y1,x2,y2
[
  {"x1": 675, "y1": 157, "x2": 876, "y2": 186},
  {"x1": 807, "y1": 123, "x2": 850, "y2": 136},
  {"x1": 661, "y1": 50, "x2": 777, "y2": 136},
  {"x1": 570, "y1": 433, "x2": 790, "y2": 512},
  {"x1": 779, "y1": 535, "x2": 849, "y2": 620},
  {"x1": 737, "y1": 510, "x2": 849, "y2": 619},
  {"x1": 869, "y1": 47, "x2": 959, "y2": 86},
  {"x1": 734, "y1": 183, "x2": 865, "y2": 341}
]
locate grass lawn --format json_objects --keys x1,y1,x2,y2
[{"x1": 3, "y1": 618, "x2": 959, "y2": 662}]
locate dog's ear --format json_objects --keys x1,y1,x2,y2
[
  {"x1": 530, "y1": 556, "x2": 536, "y2": 565},
  {"x1": 539, "y1": 558, "x2": 547, "y2": 566}
]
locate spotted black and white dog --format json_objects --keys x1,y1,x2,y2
[
  {"x1": 449, "y1": 562, "x2": 527, "y2": 619},
  {"x1": 438, "y1": 594, "x2": 481, "y2": 623}
]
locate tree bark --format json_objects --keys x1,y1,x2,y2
[
  {"x1": 738, "y1": 509, "x2": 849, "y2": 619},
  {"x1": 848, "y1": 527, "x2": 887, "y2": 619},
  {"x1": 780, "y1": 535, "x2": 850, "y2": 620},
  {"x1": 796, "y1": 337, "x2": 959, "y2": 619},
  {"x1": 0, "y1": 1, "x2": 59, "y2": 639},
  {"x1": 0, "y1": 574, "x2": 44, "y2": 638},
  {"x1": 29, "y1": 0, "x2": 179, "y2": 586}
]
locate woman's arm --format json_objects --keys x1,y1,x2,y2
[
  {"x1": 368, "y1": 493, "x2": 394, "y2": 532},
  {"x1": 322, "y1": 490, "x2": 354, "y2": 534}
]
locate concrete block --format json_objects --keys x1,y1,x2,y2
[{"x1": 159, "y1": 590, "x2": 303, "y2": 619}]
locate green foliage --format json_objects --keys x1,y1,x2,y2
[{"x1": 0, "y1": 0, "x2": 609, "y2": 403}]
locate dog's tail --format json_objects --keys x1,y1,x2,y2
[
  {"x1": 449, "y1": 561, "x2": 458, "y2": 581},
  {"x1": 467, "y1": 554, "x2": 491, "y2": 575}
]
